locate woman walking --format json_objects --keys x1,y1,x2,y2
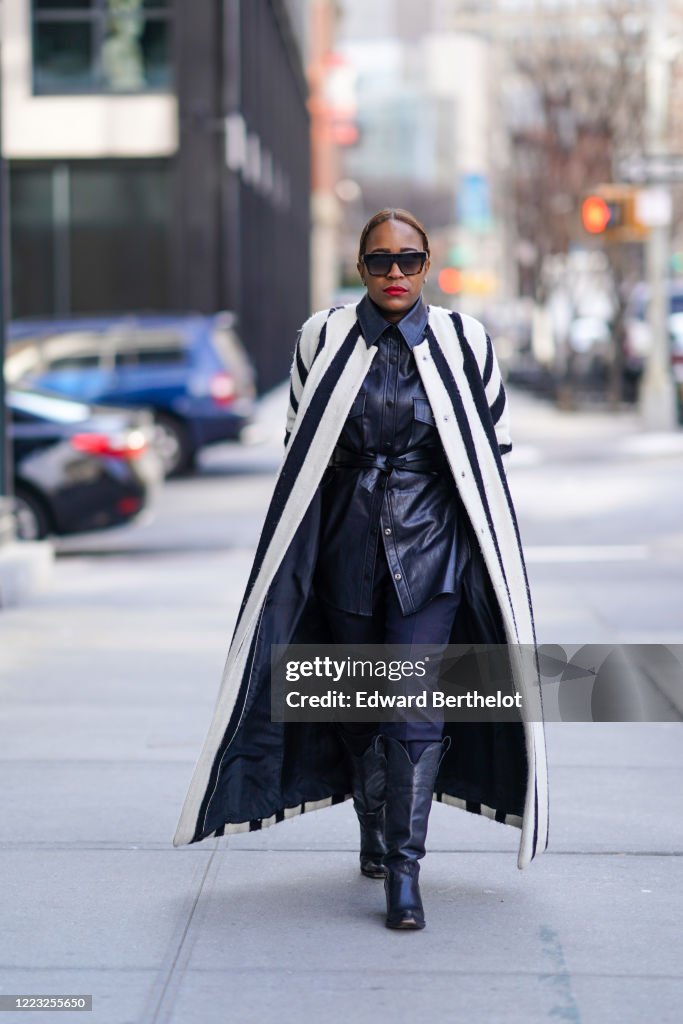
[{"x1": 173, "y1": 208, "x2": 549, "y2": 931}]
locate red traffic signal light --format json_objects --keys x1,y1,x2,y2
[
  {"x1": 582, "y1": 195, "x2": 612, "y2": 233},
  {"x1": 437, "y1": 267, "x2": 462, "y2": 294},
  {"x1": 580, "y1": 186, "x2": 648, "y2": 241}
]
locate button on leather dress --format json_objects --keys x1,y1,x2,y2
[{"x1": 314, "y1": 294, "x2": 471, "y2": 616}]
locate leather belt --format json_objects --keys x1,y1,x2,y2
[{"x1": 331, "y1": 445, "x2": 448, "y2": 474}]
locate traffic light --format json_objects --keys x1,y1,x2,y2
[
  {"x1": 582, "y1": 195, "x2": 617, "y2": 233},
  {"x1": 437, "y1": 267, "x2": 462, "y2": 294},
  {"x1": 581, "y1": 185, "x2": 649, "y2": 242}
]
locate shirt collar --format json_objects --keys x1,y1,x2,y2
[{"x1": 356, "y1": 292, "x2": 428, "y2": 350}]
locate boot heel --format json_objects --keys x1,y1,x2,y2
[{"x1": 385, "y1": 863, "x2": 425, "y2": 929}]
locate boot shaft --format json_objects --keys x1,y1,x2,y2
[
  {"x1": 382, "y1": 736, "x2": 449, "y2": 867},
  {"x1": 343, "y1": 733, "x2": 386, "y2": 816},
  {"x1": 340, "y1": 732, "x2": 388, "y2": 878}
]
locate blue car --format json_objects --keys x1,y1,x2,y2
[{"x1": 6, "y1": 313, "x2": 257, "y2": 475}]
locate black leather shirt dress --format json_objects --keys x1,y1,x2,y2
[{"x1": 314, "y1": 293, "x2": 471, "y2": 617}]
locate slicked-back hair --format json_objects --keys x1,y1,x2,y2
[{"x1": 357, "y1": 208, "x2": 430, "y2": 262}]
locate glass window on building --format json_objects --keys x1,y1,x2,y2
[
  {"x1": 10, "y1": 160, "x2": 173, "y2": 318},
  {"x1": 32, "y1": 0, "x2": 172, "y2": 94}
]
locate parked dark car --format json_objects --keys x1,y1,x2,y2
[
  {"x1": 506, "y1": 356, "x2": 558, "y2": 400},
  {"x1": 6, "y1": 313, "x2": 257, "y2": 476},
  {"x1": 9, "y1": 387, "x2": 162, "y2": 541}
]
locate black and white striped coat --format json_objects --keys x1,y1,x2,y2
[{"x1": 173, "y1": 303, "x2": 550, "y2": 868}]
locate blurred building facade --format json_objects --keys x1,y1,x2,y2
[
  {"x1": 331, "y1": 0, "x2": 511, "y2": 315},
  {"x1": 1, "y1": 0, "x2": 310, "y2": 391}
]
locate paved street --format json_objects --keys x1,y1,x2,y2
[{"x1": 1, "y1": 386, "x2": 682, "y2": 1024}]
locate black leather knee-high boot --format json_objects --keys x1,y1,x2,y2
[
  {"x1": 342, "y1": 733, "x2": 388, "y2": 878},
  {"x1": 382, "y1": 735, "x2": 449, "y2": 929}
]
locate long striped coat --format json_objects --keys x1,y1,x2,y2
[{"x1": 173, "y1": 302, "x2": 550, "y2": 869}]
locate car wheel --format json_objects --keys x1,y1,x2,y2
[
  {"x1": 13, "y1": 487, "x2": 51, "y2": 541},
  {"x1": 152, "y1": 414, "x2": 193, "y2": 477}
]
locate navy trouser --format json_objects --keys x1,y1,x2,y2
[{"x1": 320, "y1": 541, "x2": 461, "y2": 755}]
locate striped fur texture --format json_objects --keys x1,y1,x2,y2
[{"x1": 173, "y1": 303, "x2": 549, "y2": 868}]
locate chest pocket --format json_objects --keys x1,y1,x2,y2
[
  {"x1": 409, "y1": 396, "x2": 438, "y2": 447},
  {"x1": 413, "y1": 398, "x2": 435, "y2": 425},
  {"x1": 347, "y1": 390, "x2": 366, "y2": 419}
]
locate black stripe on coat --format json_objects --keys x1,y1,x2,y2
[
  {"x1": 313, "y1": 314, "x2": 331, "y2": 363},
  {"x1": 426, "y1": 322, "x2": 517, "y2": 637},
  {"x1": 285, "y1": 312, "x2": 338, "y2": 452},
  {"x1": 483, "y1": 333, "x2": 494, "y2": 387},
  {"x1": 490, "y1": 379, "x2": 506, "y2": 425},
  {"x1": 295, "y1": 340, "x2": 309, "y2": 389}
]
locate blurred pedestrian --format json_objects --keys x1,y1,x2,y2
[{"x1": 174, "y1": 208, "x2": 549, "y2": 932}]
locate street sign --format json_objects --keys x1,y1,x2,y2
[
  {"x1": 635, "y1": 187, "x2": 672, "y2": 227},
  {"x1": 457, "y1": 174, "x2": 492, "y2": 233},
  {"x1": 617, "y1": 153, "x2": 683, "y2": 184}
]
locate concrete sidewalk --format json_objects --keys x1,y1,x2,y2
[{"x1": 0, "y1": 387, "x2": 682, "y2": 1023}]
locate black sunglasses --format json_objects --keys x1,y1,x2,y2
[{"x1": 362, "y1": 251, "x2": 428, "y2": 277}]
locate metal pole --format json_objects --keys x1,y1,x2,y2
[
  {"x1": 0, "y1": 2, "x2": 17, "y2": 546},
  {"x1": 0, "y1": 28, "x2": 5, "y2": 496},
  {"x1": 222, "y1": 0, "x2": 243, "y2": 317},
  {"x1": 639, "y1": 0, "x2": 678, "y2": 429}
]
